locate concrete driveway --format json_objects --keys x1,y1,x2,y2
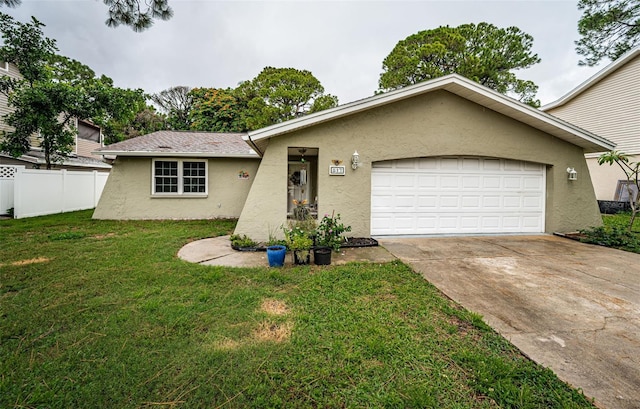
[{"x1": 379, "y1": 235, "x2": 640, "y2": 409}]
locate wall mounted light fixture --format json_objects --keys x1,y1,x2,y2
[
  {"x1": 351, "y1": 151, "x2": 360, "y2": 170},
  {"x1": 567, "y1": 167, "x2": 577, "y2": 181}
]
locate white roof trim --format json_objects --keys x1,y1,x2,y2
[
  {"x1": 542, "y1": 46, "x2": 640, "y2": 111},
  {"x1": 92, "y1": 150, "x2": 260, "y2": 159},
  {"x1": 246, "y1": 73, "x2": 615, "y2": 154}
]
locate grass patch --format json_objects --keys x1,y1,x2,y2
[
  {"x1": 0, "y1": 210, "x2": 595, "y2": 408},
  {"x1": 580, "y1": 212, "x2": 640, "y2": 253}
]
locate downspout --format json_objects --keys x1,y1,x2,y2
[{"x1": 246, "y1": 132, "x2": 264, "y2": 157}]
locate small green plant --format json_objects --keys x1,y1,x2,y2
[
  {"x1": 579, "y1": 224, "x2": 640, "y2": 252},
  {"x1": 283, "y1": 219, "x2": 315, "y2": 251},
  {"x1": 266, "y1": 225, "x2": 286, "y2": 247},
  {"x1": 230, "y1": 234, "x2": 257, "y2": 249},
  {"x1": 316, "y1": 211, "x2": 352, "y2": 251}
]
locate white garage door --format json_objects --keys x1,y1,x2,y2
[{"x1": 371, "y1": 157, "x2": 545, "y2": 235}]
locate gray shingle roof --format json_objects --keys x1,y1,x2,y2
[
  {"x1": 96, "y1": 131, "x2": 258, "y2": 158},
  {"x1": 1, "y1": 150, "x2": 112, "y2": 169}
]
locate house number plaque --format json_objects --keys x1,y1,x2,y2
[{"x1": 329, "y1": 165, "x2": 346, "y2": 176}]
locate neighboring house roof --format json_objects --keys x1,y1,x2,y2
[
  {"x1": 245, "y1": 74, "x2": 615, "y2": 155},
  {"x1": 0, "y1": 149, "x2": 112, "y2": 169},
  {"x1": 95, "y1": 130, "x2": 259, "y2": 158},
  {"x1": 542, "y1": 47, "x2": 640, "y2": 111}
]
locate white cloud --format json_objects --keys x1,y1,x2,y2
[{"x1": 1, "y1": 0, "x2": 611, "y2": 105}]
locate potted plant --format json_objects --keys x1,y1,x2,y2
[
  {"x1": 314, "y1": 212, "x2": 352, "y2": 265},
  {"x1": 283, "y1": 221, "x2": 314, "y2": 265},
  {"x1": 265, "y1": 228, "x2": 287, "y2": 267},
  {"x1": 266, "y1": 244, "x2": 287, "y2": 267}
]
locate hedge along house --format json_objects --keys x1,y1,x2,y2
[
  {"x1": 234, "y1": 74, "x2": 614, "y2": 241},
  {"x1": 93, "y1": 131, "x2": 260, "y2": 219}
]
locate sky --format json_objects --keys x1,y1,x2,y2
[{"x1": 2, "y1": 0, "x2": 607, "y2": 106}]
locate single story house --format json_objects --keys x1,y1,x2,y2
[
  {"x1": 94, "y1": 74, "x2": 614, "y2": 240},
  {"x1": 93, "y1": 131, "x2": 260, "y2": 219},
  {"x1": 542, "y1": 46, "x2": 640, "y2": 201}
]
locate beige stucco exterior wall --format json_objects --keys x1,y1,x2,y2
[
  {"x1": 93, "y1": 156, "x2": 260, "y2": 219},
  {"x1": 587, "y1": 155, "x2": 640, "y2": 200},
  {"x1": 235, "y1": 90, "x2": 602, "y2": 241}
]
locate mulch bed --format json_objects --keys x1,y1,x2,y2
[
  {"x1": 232, "y1": 237, "x2": 378, "y2": 252},
  {"x1": 553, "y1": 232, "x2": 586, "y2": 242}
]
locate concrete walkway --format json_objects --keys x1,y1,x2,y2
[
  {"x1": 379, "y1": 235, "x2": 640, "y2": 409},
  {"x1": 177, "y1": 235, "x2": 396, "y2": 267}
]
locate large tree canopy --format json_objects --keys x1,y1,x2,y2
[
  {"x1": 236, "y1": 67, "x2": 338, "y2": 130},
  {"x1": 576, "y1": 0, "x2": 640, "y2": 66},
  {"x1": 0, "y1": 13, "x2": 148, "y2": 167},
  {"x1": 189, "y1": 87, "x2": 247, "y2": 133},
  {"x1": 151, "y1": 85, "x2": 193, "y2": 130},
  {"x1": 0, "y1": 0, "x2": 173, "y2": 32},
  {"x1": 378, "y1": 23, "x2": 541, "y2": 106}
]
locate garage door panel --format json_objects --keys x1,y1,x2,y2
[
  {"x1": 440, "y1": 158, "x2": 459, "y2": 169},
  {"x1": 461, "y1": 216, "x2": 481, "y2": 228},
  {"x1": 440, "y1": 196, "x2": 459, "y2": 208},
  {"x1": 523, "y1": 177, "x2": 543, "y2": 189},
  {"x1": 418, "y1": 158, "x2": 438, "y2": 169},
  {"x1": 462, "y1": 176, "x2": 481, "y2": 188},
  {"x1": 418, "y1": 195, "x2": 437, "y2": 208},
  {"x1": 503, "y1": 196, "x2": 522, "y2": 208},
  {"x1": 417, "y1": 175, "x2": 438, "y2": 187},
  {"x1": 483, "y1": 176, "x2": 501, "y2": 188},
  {"x1": 523, "y1": 196, "x2": 542, "y2": 208},
  {"x1": 482, "y1": 196, "x2": 501, "y2": 207},
  {"x1": 483, "y1": 159, "x2": 501, "y2": 170},
  {"x1": 462, "y1": 196, "x2": 481, "y2": 208},
  {"x1": 462, "y1": 158, "x2": 481, "y2": 169},
  {"x1": 440, "y1": 176, "x2": 459, "y2": 188},
  {"x1": 417, "y1": 216, "x2": 437, "y2": 228},
  {"x1": 371, "y1": 157, "x2": 545, "y2": 235},
  {"x1": 504, "y1": 177, "x2": 522, "y2": 189}
]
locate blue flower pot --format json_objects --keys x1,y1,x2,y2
[{"x1": 266, "y1": 245, "x2": 286, "y2": 267}]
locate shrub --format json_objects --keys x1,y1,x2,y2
[
  {"x1": 316, "y1": 212, "x2": 351, "y2": 252},
  {"x1": 230, "y1": 234, "x2": 257, "y2": 249},
  {"x1": 282, "y1": 221, "x2": 314, "y2": 251},
  {"x1": 579, "y1": 225, "x2": 640, "y2": 253}
]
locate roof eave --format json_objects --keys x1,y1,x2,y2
[
  {"x1": 93, "y1": 150, "x2": 260, "y2": 159},
  {"x1": 542, "y1": 47, "x2": 640, "y2": 111},
  {"x1": 247, "y1": 74, "x2": 615, "y2": 153}
]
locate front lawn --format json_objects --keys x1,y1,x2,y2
[{"x1": 1, "y1": 211, "x2": 594, "y2": 408}]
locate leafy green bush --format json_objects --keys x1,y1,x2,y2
[
  {"x1": 579, "y1": 225, "x2": 640, "y2": 253},
  {"x1": 230, "y1": 234, "x2": 257, "y2": 249},
  {"x1": 316, "y1": 212, "x2": 351, "y2": 251}
]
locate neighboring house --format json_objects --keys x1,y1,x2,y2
[
  {"x1": 542, "y1": 47, "x2": 640, "y2": 201},
  {"x1": 94, "y1": 74, "x2": 614, "y2": 239},
  {"x1": 0, "y1": 61, "x2": 111, "y2": 172}
]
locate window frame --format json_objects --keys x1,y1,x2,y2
[{"x1": 151, "y1": 158, "x2": 208, "y2": 197}]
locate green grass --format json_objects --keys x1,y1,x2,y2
[
  {"x1": 580, "y1": 212, "x2": 640, "y2": 253},
  {"x1": 1, "y1": 210, "x2": 595, "y2": 408}
]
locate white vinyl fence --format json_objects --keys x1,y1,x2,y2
[{"x1": 0, "y1": 165, "x2": 108, "y2": 218}]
